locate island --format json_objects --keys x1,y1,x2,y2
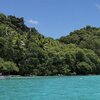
[{"x1": 0, "y1": 13, "x2": 100, "y2": 76}]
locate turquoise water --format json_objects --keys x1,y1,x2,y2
[{"x1": 0, "y1": 76, "x2": 100, "y2": 100}]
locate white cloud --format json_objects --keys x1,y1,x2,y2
[
  {"x1": 27, "y1": 19, "x2": 39, "y2": 25},
  {"x1": 96, "y1": 4, "x2": 100, "y2": 10}
]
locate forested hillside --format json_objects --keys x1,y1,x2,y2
[
  {"x1": 0, "y1": 13, "x2": 100, "y2": 76},
  {"x1": 59, "y1": 26, "x2": 100, "y2": 57}
]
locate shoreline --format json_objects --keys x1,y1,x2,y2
[{"x1": 0, "y1": 74, "x2": 100, "y2": 80}]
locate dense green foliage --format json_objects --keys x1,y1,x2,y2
[
  {"x1": 59, "y1": 26, "x2": 100, "y2": 57},
  {"x1": 0, "y1": 13, "x2": 100, "y2": 76}
]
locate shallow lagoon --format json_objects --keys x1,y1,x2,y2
[{"x1": 0, "y1": 76, "x2": 100, "y2": 100}]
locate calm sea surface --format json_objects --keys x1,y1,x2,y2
[{"x1": 0, "y1": 76, "x2": 100, "y2": 100}]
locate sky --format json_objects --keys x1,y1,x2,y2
[{"x1": 0, "y1": 0, "x2": 100, "y2": 38}]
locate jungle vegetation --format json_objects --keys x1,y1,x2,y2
[{"x1": 0, "y1": 13, "x2": 100, "y2": 76}]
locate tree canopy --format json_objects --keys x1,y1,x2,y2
[{"x1": 0, "y1": 13, "x2": 100, "y2": 76}]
